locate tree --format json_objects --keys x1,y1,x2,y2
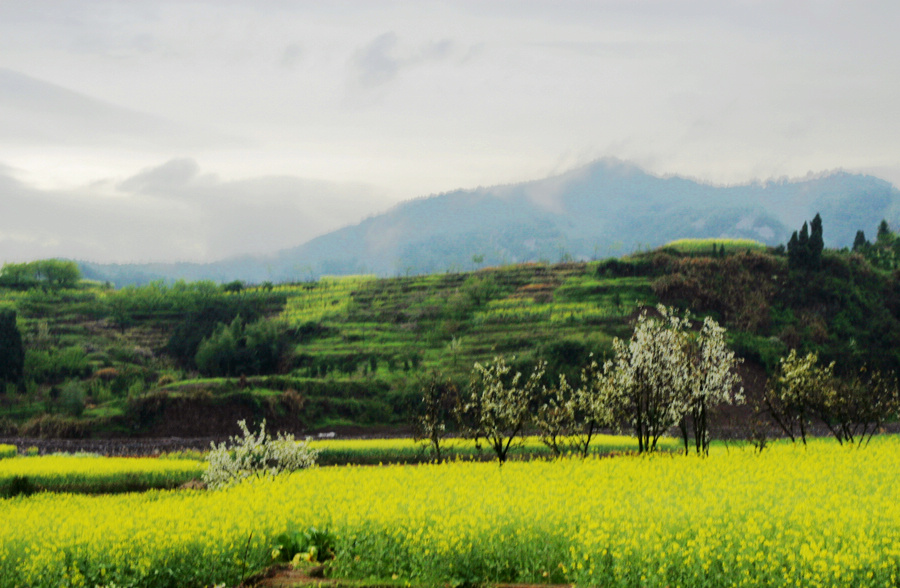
[
  {"x1": 787, "y1": 231, "x2": 801, "y2": 268},
  {"x1": 535, "y1": 357, "x2": 614, "y2": 458},
  {"x1": 598, "y1": 306, "x2": 693, "y2": 453},
  {"x1": 0, "y1": 310, "x2": 24, "y2": 389},
  {"x1": 0, "y1": 260, "x2": 80, "y2": 289},
  {"x1": 763, "y1": 349, "x2": 832, "y2": 445},
  {"x1": 195, "y1": 317, "x2": 291, "y2": 377},
  {"x1": 786, "y1": 215, "x2": 824, "y2": 270},
  {"x1": 594, "y1": 305, "x2": 743, "y2": 454},
  {"x1": 534, "y1": 374, "x2": 578, "y2": 457},
  {"x1": 877, "y1": 219, "x2": 892, "y2": 244},
  {"x1": 812, "y1": 367, "x2": 899, "y2": 447},
  {"x1": 852, "y1": 230, "x2": 869, "y2": 251},
  {"x1": 680, "y1": 316, "x2": 744, "y2": 455},
  {"x1": 461, "y1": 356, "x2": 545, "y2": 463},
  {"x1": 414, "y1": 371, "x2": 459, "y2": 462},
  {"x1": 808, "y1": 213, "x2": 824, "y2": 269}
]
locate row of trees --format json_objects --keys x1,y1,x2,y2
[
  {"x1": 418, "y1": 305, "x2": 745, "y2": 461},
  {"x1": 420, "y1": 303, "x2": 900, "y2": 461},
  {"x1": 0, "y1": 260, "x2": 81, "y2": 290},
  {"x1": 763, "y1": 349, "x2": 899, "y2": 446},
  {"x1": 787, "y1": 213, "x2": 824, "y2": 270}
]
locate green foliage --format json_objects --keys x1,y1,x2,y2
[
  {"x1": 664, "y1": 238, "x2": 766, "y2": 254},
  {"x1": 195, "y1": 317, "x2": 292, "y2": 377},
  {"x1": 0, "y1": 259, "x2": 80, "y2": 290},
  {"x1": 59, "y1": 381, "x2": 86, "y2": 417},
  {"x1": 1, "y1": 475, "x2": 35, "y2": 498},
  {"x1": 24, "y1": 346, "x2": 90, "y2": 384},
  {"x1": 273, "y1": 526, "x2": 336, "y2": 564},
  {"x1": 0, "y1": 444, "x2": 16, "y2": 459}
]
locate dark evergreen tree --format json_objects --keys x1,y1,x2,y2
[
  {"x1": 787, "y1": 231, "x2": 800, "y2": 269},
  {"x1": 0, "y1": 310, "x2": 25, "y2": 389},
  {"x1": 853, "y1": 230, "x2": 868, "y2": 252},
  {"x1": 877, "y1": 219, "x2": 892, "y2": 244},
  {"x1": 808, "y1": 213, "x2": 824, "y2": 269}
]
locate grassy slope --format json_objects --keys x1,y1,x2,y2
[{"x1": 2, "y1": 242, "x2": 899, "y2": 438}]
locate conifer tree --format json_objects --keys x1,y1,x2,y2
[
  {"x1": 0, "y1": 310, "x2": 24, "y2": 389},
  {"x1": 808, "y1": 213, "x2": 824, "y2": 269}
]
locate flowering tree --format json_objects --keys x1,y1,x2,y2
[
  {"x1": 462, "y1": 356, "x2": 545, "y2": 463},
  {"x1": 763, "y1": 349, "x2": 832, "y2": 445},
  {"x1": 680, "y1": 316, "x2": 744, "y2": 455},
  {"x1": 535, "y1": 358, "x2": 614, "y2": 457},
  {"x1": 596, "y1": 305, "x2": 743, "y2": 454},
  {"x1": 598, "y1": 306, "x2": 693, "y2": 452}
]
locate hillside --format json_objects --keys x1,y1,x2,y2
[
  {"x1": 80, "y1": 160, "x2": 900, "y2": 286},
  {"x1": 4, "y1": 232, "x2": 900, "y2": 440}
]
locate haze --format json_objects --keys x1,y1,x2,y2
[{"x1": 1, "y1": 1, "x2": 898, "y2": 263}]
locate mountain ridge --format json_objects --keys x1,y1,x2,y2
[{"x1": 80, "y1": 159, "x2": 900, "y2": 286}]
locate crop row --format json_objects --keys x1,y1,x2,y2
[
  {"x1": 2, "y1": 438, "x2": 899, "y2": 587},
  {"x1": 0, "y1": 456, "x2": 204, "y2": 494}
]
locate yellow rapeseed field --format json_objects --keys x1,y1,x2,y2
[
  {"x1": 1, "y1": 437, "x2": 899, "y2": 587},
  {"x1": 0, "y1": 455, "x2": 204, "y2": 493}
]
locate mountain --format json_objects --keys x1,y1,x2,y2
[{"x1": 81, "y1": 159, "x2": 900, "y2": 285}]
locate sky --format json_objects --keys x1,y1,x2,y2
[{"x1": 1, "y1": 0, "x2": 899, "y2": 263}]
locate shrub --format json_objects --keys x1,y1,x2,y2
[
  {"x1": 203, "y1": 419, "x2": 318, "y2": 490},
  {"x1": 59, "y1": 381, "x2": 86, "y2": 417}
]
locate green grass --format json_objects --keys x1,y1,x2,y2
[{"x1": 664, "y1": 238, "x2": 767, "y2": 253}]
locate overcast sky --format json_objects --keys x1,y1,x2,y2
[{"x1": 1, "y1": 0, "x2": 899, "y2": 263}]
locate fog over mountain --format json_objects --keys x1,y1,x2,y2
[{"x1": 81, "y1": 159, "x2": 900, "y2": 286}]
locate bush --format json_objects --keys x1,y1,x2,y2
[
  {"x1": 203, "y1": 419, "x2": 318, "y2": 490},
  {"x1": 195, "y1": 318, "x2": 292, "y2": 377},
  {"x1": 59, "y1": 381, "x2": 86, "y2": 417}
]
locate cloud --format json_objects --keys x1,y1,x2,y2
[
  {"x1": 350, "y1": 33, "x2": 454, "y2": 88},
  {"x1": 0, "y1": 159, "x2": 389, "y2": 264},
  {"x1": 280, "y1": 43, "x2": 304, "y2": 68},
  {"x1": 117, "y1": 158, "x2": 202, "y2": 195},
  {"x1": 0, "y1": 68, "x2": 240, "y2": 149}
]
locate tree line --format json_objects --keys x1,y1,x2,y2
[{"x1": 418, "y1": 303, "x2": 900, "y2": 462}]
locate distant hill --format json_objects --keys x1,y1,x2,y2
[{"x1": 81, "y1": 159, "x2": 900, "y2": 286}]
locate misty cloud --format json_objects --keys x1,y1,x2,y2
[
  {"x1": 0, "y1": 68, "x2": 237, "y2": 150},
  {"x1": 0, "y1": 160, "x2": 388, "y2": 264},
  {"x1": 117, "y1": 158, "x2": 203, "y2": 196},
  {"x1": 351, "y1": 33, "x2": 454, "y2": 88}
]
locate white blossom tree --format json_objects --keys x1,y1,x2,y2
[
  {"x1": 462, "y1": 356, "x2": 545, "y2": 463},
  {"x1": 680, "y1": 316, "x2": 744, "y2": 455},
  {"x1": 595, "y1": 305, "x2": 743, "y2": 454}
]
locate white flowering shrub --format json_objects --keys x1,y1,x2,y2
[{"x1": 203, "y1": 419, "x2": 318, "y2": 490}]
